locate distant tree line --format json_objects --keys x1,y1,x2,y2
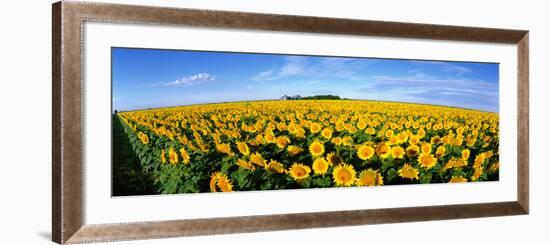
[
  {"x1": 302, "y1": 95, "x2": 342, "y2": 100},
  {"x1": 280, "y1": 94, "x2": 345, "y2": 100}
]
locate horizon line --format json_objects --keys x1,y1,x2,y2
[{"x1": 114, "y1": 98, "x2": 498, "y2": 114}]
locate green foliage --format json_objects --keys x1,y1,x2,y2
[{"x1": 302, "y1": 95, "x2": 342, "y2": 100}]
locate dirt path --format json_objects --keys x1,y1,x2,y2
[{"x1": 112, "y1": 115, "x2": 156, "y2": 196}]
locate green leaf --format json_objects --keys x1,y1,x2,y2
[
  {"x1": 233, "y1": 168, "x2": 250, "y2": 188},
  {"x1": 191, "y1": 175, "x2": 201, "y2": 184},
  {"x1": 312, "y1": 177, "x2": 329, "y2": 187},
  {"x1": 381, "y1": 159, "x2": 395, "y2": 172},
  {"x1": 261, "y1": 181, "x2": 272, "y2": 190},
  {"x1": 387, "y1": 168, "x2": 397, "y2": 182},
  {"x1": 301, "y1": 178, "x2": 312, "y2": 188},
  {"x1": 220, "y1": 161, "x2": 232, "y2": 174},
  {"x1": 420, "y1": 173, "x2": 433, "y2": 184}
]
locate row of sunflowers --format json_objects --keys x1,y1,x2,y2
[{"x1": 117, "y1": 100, "x2": 499, "y2": 194}]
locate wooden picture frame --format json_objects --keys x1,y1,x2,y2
[{"x1": 52, "y1": 1, "x2": 529, "y2": 244}]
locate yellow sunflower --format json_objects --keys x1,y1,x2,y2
[
  {"x1": 389, "y1": 136, "x2": 399, "y2": 145},
  {"x1": 287, "y1": 145, "x2": 303, "y2": 156},
  {"x1": 295, "y1": 127, "x2": 306, "y2": 138},
  {"x1": 138, "y1": 131, "x2": 149, "y2": 144},
  {"x1": 331, "y1": 137, "x2": 342, "y2": 145},
  {"x1": 312, "y1": 158, "x2": 329, "y2": 175},
  {"x1": 287, "y1": 124, "x2": 297, "y2": 134},
  {"x1": 321, "y1": 127, "x2": 333, "y2": 139},
  {"x1": 326, "y1": 152, "x2": 342, "y2": 165},
  {"x1": 409, "y1": 135, "x2": 420, "y2": 145},
  {"x1": 466, "y1": 138, "x2": 476, "y2": 147},
  {"x1": 435, "y1": 145, "x2": 446, "y2": 157},
  {"x1": 417, "y1": 128, "x2": 426, "y2": 138},
  {"x1": 342, "y1": 136, "x2": 354, "y2": 146},
  {"x1": 430, "y1": 136, "x2": 441, "y2": 145},
  {"x1": 390, "y1": 146, "x2": 405, "y2": 159},
  {"x1": 277, "y1": 122, "x2": 287, "y2": 132},
  {"x1": 420, "y1": 143, "x2": 432, "y2": 154},
  {"x1": 209, "y1": 172, "x2": 218, "y2": 192},
  {"x1": 357, "y1": 145, "x2": 375, "y2": 160},
  {"x1": 264, "y1": 132, "x2": 276, "y2": 143},
  {"x1": 356, "y1": 169, "x2": 383, "y2": 186},
  {"x1": 471, "y1": 165, "x2": 484, "y2": 181},
  {"x1": 397, "y1": 131, "x2": 408, "y2": 143},
  {"x1": 265, "y1": 159, "x2": 285, "y2": 174},
  {"x1": 385, "y1": 129, "x2": 394, "y2": 138},
  {"x1": 276, "y1": 136, "x2": 291, "y2": 149},
  {"x1": 443, "y1": 157, "x2": 467, "y2": 170},
  {"x1": 216, "y1": 173, "x2": 233, "y2": 192},
  {"x1": 216, "y1": 143, "x2": 234, "y2": 156},
  {"x1": 357, "y1": 120, "x2": 367, "y2": 130},
  {"x1": 335, "y1": 120, "x2": 345, "y2": 131},
  {"x1": 250, "y1": 152, "x2": 266, "y2": 167},
  {"x1": 398, "y1": 164, "x2": 419, "y2": 180},
  {"x1": 255, "y1": 134, "x2": 265, "y2": 145},
  {"x1": 417, "y1": 153, "x2": 437, "y2": 169},
  {"x1": 168, "y1": 147, "x2": 178, "y2": 164},
  {"x1": 310, "y1": 122, "x2": 322, "y2": 134},
  {"x1": 179, "y1": 147, "x2": 190, "y2": 164},
  {"x1": 236, "y1": 158, "x2": 255, "y2": 170},
  {"x1": 406, "y1": 144, "x2": 420, "y2": 158},
  {"x1": 365, "y1": 127, "x2": 376, "y2": 135},
  {"x1": 449, "y1": 175, "x2": 468, "y2": 183},
  {"x1": 347, "y1": 125, "x2": 358, "y2": 134},
  {"x1": 160, "y1": 149, "x2": 166, "y2": 164},
  {"x1": 375, "y1": 142, "x2": 391, "y2": 159},
  {"x1": 210, "y1": 172, "x2": 233, "y2": 192},
  {"x1": 236, "y1": 141, "x2": 250, "y2": 156},
  {"x1": 457, "y1": 127, "x2": 465, "y2": 135},
  {"x1": 332, "y1": 164, "x2": 356, "y2": 187},
  {"x1": 474, "y1": 153, "x2": 486, "y2": 166},
  {"x1": 309, "y1": 140, "x2": 325, "y2": 158},
  {"x1": 461, "y1": 149, "x2": 470, "y2": 161},
  {"x1": 442, "y1": 135, "x2": 451, "y2": 145},
  {"x1": 288, "y1": 163, "x2": 311, "y2": 180}
]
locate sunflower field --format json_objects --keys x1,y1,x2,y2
[{"x1": 115, "y1": 100, "x2": 499, "y2": 194}]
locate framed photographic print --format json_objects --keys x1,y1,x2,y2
[{"x1": 52, "y1": 1, "x2": 529, "y2": 244}]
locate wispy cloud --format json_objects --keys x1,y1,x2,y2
[
  {"x1": 252, "y1": 70, "x2": 276, "y2": 81},
  {"x1": 252, "y1": 57, "x2": 306, "y2": 81},
  {"x1": 370, "y1": 73, "x2": 496, "y2": 95},
  {"x1": 151, "y1": 73, "x2": 216, "y2": 87},
  {"x1": 357, "y1": 73, "x2": 498, "y2": 112},
  {"x1": 251, "y1": 56, "x2": 371, "y2": 81},
  {"x1": 411, "y1": 61, "x2": 472, "y2": 74}
]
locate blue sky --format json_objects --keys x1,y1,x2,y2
[{"x1": 112, "y1": 48, "x2": 499, "y2": 112}]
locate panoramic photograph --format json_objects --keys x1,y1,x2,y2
[{"x1": 111, "y1": 47, "x2": 499, "y2": 196}]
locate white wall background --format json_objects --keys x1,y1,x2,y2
[{"x1": 0, "y1": 0, "x2": 546, "y2": 244}]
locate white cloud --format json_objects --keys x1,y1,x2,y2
[
  {"x1": 279, "y1": 63, "x2": 304, "y2": 76},
  {"x1": 252, "y1": 57, "x2": 307, "y2": 81},
  {"x1": 152, "y1": 73, "x2": 216, "y2": 87},
  {"x1": 251, "y1": 70, "x2": 276, "y2": 81},
  {"x1": 251, "y1": 56, "x2": 371, "y2": 82},
  {"x1": 370, "y1": 73, "x2": 496, "y2": 94},
  {"x1": 356, "y1": 73, "x2": 499, "y2": 111},
  {"x1": 412, "y1": 61, "x2": 472, "y2": 74}
]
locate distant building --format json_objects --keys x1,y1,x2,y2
[{"x1": 280, "y1": 95, "x2": 290, "y2": 100}]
